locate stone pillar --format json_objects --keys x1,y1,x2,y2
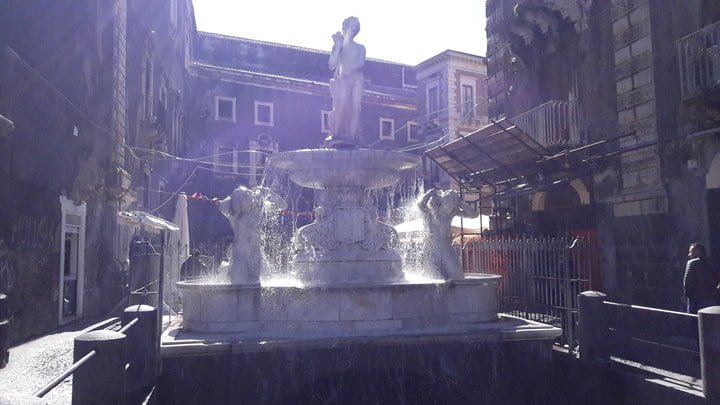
[
  {"x1": 578, "y1": 291, "x2": 608, "y2": 362},
  {"x1": 121, "y1": 304, "x2": 158, "y2": 395},
  {"x1": 610, "y1": 0, "x2": 667, "y2": 213},
  {"x1": 72, "y1": 330, "x2": 126, "y2": 405},
  {"x1": 698, "y1": 306, "x2": 720, "y2": 401},
  {"x1": 0, "y1": 293, "x2": 9, "y2": 368}
]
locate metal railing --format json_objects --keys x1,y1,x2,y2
[
  {"x1": 463, "y1": 234, "x2": 598, "y2": 348},
  {"x1": 511, "y1": 100, "x2": 580, "y2": 147},
  {"x1": 33, "y1": 350, "x2": 97, "y2": 398},
  {"x1": 0, "y1": 293, "x2": 8, "y2": 369},
  {"x1": 579, "y1": 293, "x2": 720, "y2": 400},
  {"x1": 31, "y1": 305, "x2": 158, "y2": 403},
  {"x1": 678, "y1": 21, "x2": 720, "y2": 101}
]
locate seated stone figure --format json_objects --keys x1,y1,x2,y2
[
  {"x1": 219, "y1": 186, "x2": 286, "y2": 285},
  {"x1": 418, "y1": 189, "x2": 478, "y2": 280}
]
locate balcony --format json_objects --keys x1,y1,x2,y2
[
  {"x1": 138, "y1": 101, "x2": 169, "y2": 150},
  {"x1": 510, "y1": 100, "x2": 580, "y2": 148},
  {"x1": 678, "y1": 21, "x2": 720, "y2": 102}
]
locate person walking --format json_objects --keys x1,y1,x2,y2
[{"x1": 683, "y1": 243, "x2": 720, "y2": 313}]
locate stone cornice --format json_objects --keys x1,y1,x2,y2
[
  {"x1": 189, "y1": 63, "x2": 416, "y2": 109},
  {"x1": 415, "y1": 50, "x2": 486, "y2": 73}
]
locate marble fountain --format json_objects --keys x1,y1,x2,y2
[
  {"x1": 176, "y1": 149, "x2": 501, "y2": 336},
  {"x1": 162, "y1": 147, "x2": 561, "y2": 403},
  {"x1": 160, "y1": 17, "x2": 561, "y2": 403}
]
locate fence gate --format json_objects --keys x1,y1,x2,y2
[{"x1": 463, "y1": 234, "x2": 598, "y2": 348}]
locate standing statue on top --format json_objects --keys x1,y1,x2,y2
[
  {"x1": 219, "y1": 186, "x2": 286, "y2": 285},
  {"x1": 327, "y1": 16, "x2": 366, "y2": 146},
  {"x1": 418, "y1": 189, "x2": 479, "y2": 280}
]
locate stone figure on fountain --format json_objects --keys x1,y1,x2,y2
[
  {"x1": 418, "y1": 189, "x2": 478, "y2": 280},
  {"x1": 219, "y1": 186, "x2": 286, "y2": 285},
  {"x1": 327, "y1": 16, "x2": 366, "y2": 147}
]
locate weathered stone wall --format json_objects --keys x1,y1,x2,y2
[
  {"x1": 486, "y1": 0, "x2": 720, "y2": 310},
  {"x1": 0, "y1": 1, "x2": 120, "y2": 342}
]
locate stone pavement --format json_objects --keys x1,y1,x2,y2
[{"x1": 0, "y1": 318, "x2": 117, "y2": 404}]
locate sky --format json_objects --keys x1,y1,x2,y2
[{"x1": 192, "y1": 0, "x2": 487, "y2": 66}]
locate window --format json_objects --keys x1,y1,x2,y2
[
  {"x1": 321, "y1": 110, "x2": 331, "y2": 133},
  {"x1": 215, "y1": 96, "x2": 236, "y2": 122},
  {"x1": 184, "y1": 27, "x2": 191, "y2": 68},
  {"x1": 461, "y1": 76, "x2": 477, "y2": 118},
  {"x1": 159, "y1": 84, "x2": 168, "y2": 110},
  {"x1": 214, "y1": 145, "x2": 238, "y2": 173},
  {"x1": 170, "y1": 0, "x2": 178, "y2": 28},
  {"x1": 427, "y1": 83, "x2": 439, "y2": 118},
  {"x1": 158, "y1": 83, "x2": 168, "y2": 128},
  {"x1": 142, "y1": 57, "x2": 154, "y2": 120},
  {"x1": 171, "y1": 112, "x2": 184, "y2": 154},
  {"x1": 255, "y1": 101, "x2": 274, "y2": 126},
  {"x1": 407, "y1": 121, "x2": 419, "y2": 142},
  {"x1": 379, "y1": 118, "x2": 395, "y2": 140}
]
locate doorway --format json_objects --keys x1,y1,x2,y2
[{"x1": 59, "y1": 196, "x2": 86, "y2": 324}]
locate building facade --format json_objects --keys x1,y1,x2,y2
[
  {"x1": 0, "y1": 0, "x2": 195, "y2": 343},
  {"x1": 415, "y1": 50, "x2": 489, "y2": 188},
  {"x1": 484, "y1": 0, "x2": 720, "y2": 309}
]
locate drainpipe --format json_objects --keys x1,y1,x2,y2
[{"x1": 0, "y1": 116, "x2": 10, "y2": 367}]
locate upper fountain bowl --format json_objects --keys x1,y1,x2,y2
[{"x1": 268, "y1": 149, "x2": 421, "y2": 189}]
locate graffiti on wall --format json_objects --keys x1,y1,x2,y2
[
  {"x1": 11, "y1": 216, "x2": 59, "y2": 249},
  {"x1": 0, "y1": 239, "x2": 15, "y2": 291}
]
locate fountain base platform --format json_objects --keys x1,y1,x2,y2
[
  {"x1": 178, "y1": 273, "x2": 501, "y2": 336},
  {"x1": 160, "y1": 314, "x2": 561, "y2": 404}
]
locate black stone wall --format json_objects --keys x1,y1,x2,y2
[{"x1": 159, "y1": 337, "x2": 556, "y2": 404}]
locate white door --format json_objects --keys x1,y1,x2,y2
[{"x1": 59, "y1": 196, "x2": 86, "y2": 324}]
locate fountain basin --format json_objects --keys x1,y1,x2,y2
[
  {"x1": 178, "y1": 273, "x2": 501, "y2": 336},
  {"x1": 268, "y1": 149, "x2": 421, "y2": 189}
]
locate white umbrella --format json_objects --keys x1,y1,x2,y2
[
  {"x1": 173, "y1": 193, "x2": 190, "y2": 263},
  {"x1": 165, "y1": 193, "x2": 190, "y2": 310}
]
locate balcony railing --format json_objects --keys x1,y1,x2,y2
[
  {"x1": 678, "y1": 21, "x2": 720, "y2": 101},
  {"x1": 511, "y1": 100, "x2": 580, "y2": 147}
]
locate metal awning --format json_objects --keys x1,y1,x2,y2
[
  {"x1": 118, "y1": 211, "x2": 179, "y2": 233},
  {"x1": 424, "y1": 118, "x2": 606, "y2": 202},
  {"x1": 426, "y1": 119, "x2": 552, "y2": 190}
]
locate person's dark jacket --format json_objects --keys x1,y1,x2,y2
[{"x1": 683, "y1": 255, "x2": 720, "y2": 302}]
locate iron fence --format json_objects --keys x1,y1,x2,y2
[
  {"x1": 678, "y1": 20, "x2": 720, "y2": 101},
  {"x1": 463, "y1": 234, "x2": 598, "y2": 348},
  {"x1": 178, "y1": 242, "x2": 229, "y2": 281}
]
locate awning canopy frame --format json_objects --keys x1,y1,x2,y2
[{"x1": 424, "y1": 118, "x2": 601, "y2": 202}]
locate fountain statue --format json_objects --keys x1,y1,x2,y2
[
  {"x1": 327, "y1": 16, "x2": 365, "y2": 146},
  {"x1": 218, "y1": 185, "x2": 286, "y2": 285},
  {"x1": 418, "y1": 189, "x2": 479, "y2": 280}
]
